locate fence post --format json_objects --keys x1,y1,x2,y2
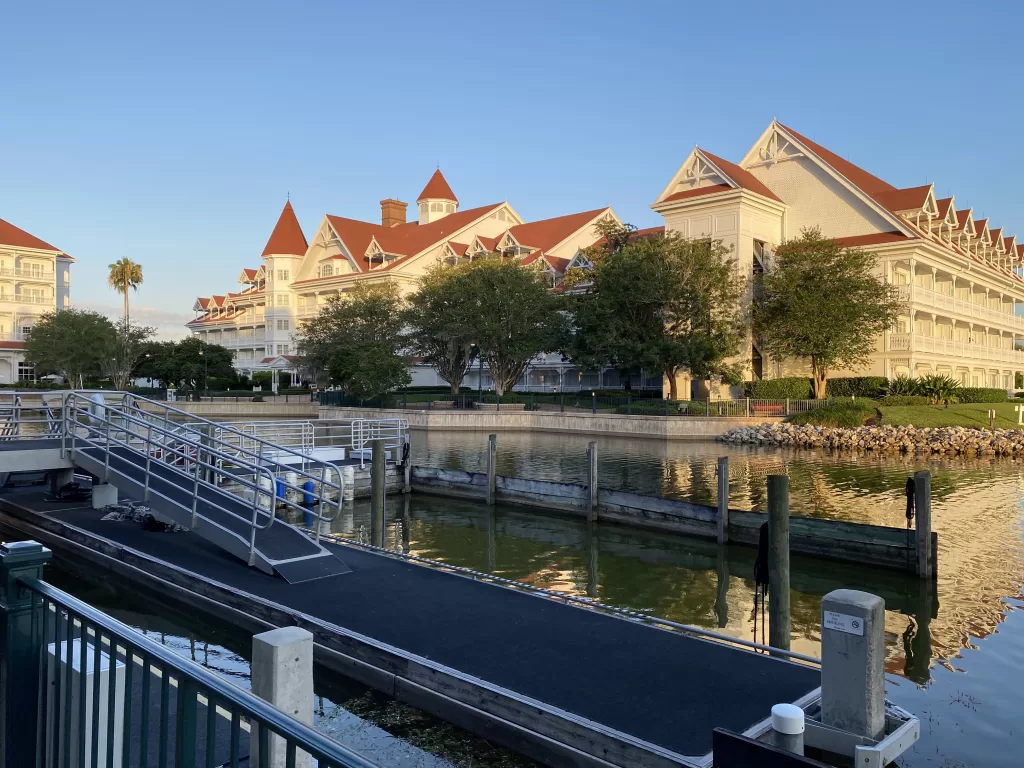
[
  {"x1": 745, "y1": 397, "x2": 750, "y2": 417},
  {"x1": 591, "y1": 393, "x2": 596, "y2": 414},
  {"x1": 665, "y1": 397, "x2": 670, "y2": 416},
  {"x1": 627, "y1": 394, "x2": 632, "y2": 415},
  {"x1": 402, "y1": 390, "x2": 407, "y2": 409},
  {"x1": 785, "y1": 398, "x2": 790, "y2": 416},
  {"x1": 914, "y1": 471, "x2": 933, "y2": 579},
  {"x1": 767, "y1": 475, "x2": 791, "y2": 651},
  {"x1": 560, "y1": 392, "x2": 564, "y2": 412},
  {"x1": 371, "y1": 439, "x2": 385, "y2": 536},
  {"x1": 251, "y1": 627, "x2": 314, "y2": 768},
  {"x1": 716, "y1": 457, "x2": 729, "y2": 544},
  {"x1": 486, "y1": 434, "x2": 497, "y2": 506},
  {"x1": 587, "y1": 441, "x2": 598, "y2": 521},
  {"x1": 706, "y1": 397, "x2": 711, "y2": 416},
  {"x1": 0, "y1": 541, "x2": 52, "y2": 767}
]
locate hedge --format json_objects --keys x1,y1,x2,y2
[
  {"x1": 789, "y1": 400, "x2": 877, "y2": 428},
  {"x1": 955, "y1": 388, "x2": 1009, "y2": 403},
  {"x1": 826, "y1": 377, "x2": 889, "y2": 398},
  {"x1": 743, "y1": 376, "x2": 887, "y2": 400}
]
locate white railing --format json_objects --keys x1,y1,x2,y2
[
  {"x1": 0, "y1": 294, "x2": 52, "y2": 305},
  {"x1": 0, "y1": 267, "x2": 55, "y2": 280},
  {"x1": 888, "y1": 333, "x2": 1024, "y2": 364},
  {"x1": 900, "y1": 284, "x2": 1024, "y2": 330}
]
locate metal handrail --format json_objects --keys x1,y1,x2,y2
[{"x1": 20, "y1": 575, "x2": 380, "y2": 768}]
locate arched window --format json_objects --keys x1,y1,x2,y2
[
  {"x1": 431, "y1": 202, "x2": 442, "y2": 213},
  {"x1": 446, "y1": 203, "x2": 454, "y2": 213},
  {"x1": 419, "y1": 203, "x2": 428, "y2": 217}
]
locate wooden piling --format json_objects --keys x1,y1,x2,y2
[
  {"x1": 403, "y1": 436, "x2": 412, "y2": 494},
  {"x1": 914, "y1": 470, "x2": 933, "y2": 579},
  {"x1": 371, "y1": 439, "x2": 385, "y2": 545},
  {"x1": 767, "y1": 474, "x2": 791, "y2": 651},
  {"x1": 716, "y1": 456, "x2": 729, "y2": 544},
  {"x1": 587, "y1": 441, "x2": 598, "y2": 521},
  {"x1": 486, "y1": 434, "x2": 497, "y2": 506}
]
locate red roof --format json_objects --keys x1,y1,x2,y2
[
  {"x1": 241, "y1": 268, "x2": 260, "y2": 280},
  {"x1": 447, "y1": 241, "x2": 468, "y2": 256},
  {"x1": 0, "y1": 217, "x2": 61, "y2": 252},
  {"x1": 936, "y1": 197, "x2": 955, "y2": 220},
  {"x1": 873, "y1": 185, "x2": 933, "y2": 213},
  {"x1": 955, "y1": 209, "x2": 974, "y2": 231},
  {"x1": 974, "y1": 219, "x2": 990, "y2": 239},
  {"x1": 476, "y1": 235, "x2": 498, "y2": 251},
  {"x1": 0, "y1": 341, "x2": 25, "y2": 350},
  {"x1": 663, "y1": 184, "x2": 734, "y2": 203},
  {"x1": 417, "y1": 169, "x2": 458, "y2": 203},
  {"x1": 591, "y1": 225, "x2": 665, "y2": 250},
  {"x1": 779, "y1": 124, "x2": 896, "y2": 195},
  {"x1": 508, "y1": 208, "x2": 608, "y2": 251},
  {"x1": 700, "y1": 150, "x2": 784, "y2": 203},
  {"x1": 832, "y1": 232, "x2": 912, "y2": 248},
  {"x1": 989, "y1": 227, "x2": 1003, "y2": 248},
  {"x1": 262, "y1": 201, "x2": 308, "y2": 257}
]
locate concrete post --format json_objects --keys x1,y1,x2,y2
[
  {"x1": 91, "y1": 483, "x2": 118, "y2": 509},
  {"x1": 48, "y1": 467, "x2": 75, "y2": 496},
  {"x1": 914, "y1": 470, "x2": 933, "y2": 579},
  {"x1": 587, "y1": 441, "x2": 598, "y2": 521},
  {"x1": 486, "y1": 434, "x2": 497, "y2": 506},
  {"x1": 820, "y1": 589, "x2": 886, "y2": 741},
  {"x1": 370, "y1": 439, "x2": 385, "y2": 537},
  {"x1": 767, "y1": 474, "x2": 791, "y2": 651},
  {"x1": 716, "y1": 456, "x2": 729, "y2": 544},
  {"x1": 251, "y1": 627, "x2": 314, "y2": 768}
]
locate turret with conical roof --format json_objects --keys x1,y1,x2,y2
[
  {"x1": 416, "y1": 169, "x2": 458, "y2": 225},
  {"x1": 262, "y1": 200, "x2": 308, "y2": 258}
]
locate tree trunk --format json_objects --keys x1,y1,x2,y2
[
  {"x1": 811, "y1": 358, "x2": 828, "y2": 399},
  {"x1": 665, "y1": 367, "x2": 678, "y2": 401},
  {"x1": 450, "y1": 379, "x2": 461, "y2": 395},
  {"x1": 123, "y1": 287, "x2": 129, "y2": 323}
]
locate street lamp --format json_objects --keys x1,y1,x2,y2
[
  {"x1": 471, "y1": 343, "x2": 482, "y2": 404},
  {"x1": 198, "y1": 348, "x2": 208, "y2": 400}
]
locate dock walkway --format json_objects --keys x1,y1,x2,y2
[{"x1": 0, "y1": 490, "x2": 819, "y2": 765}]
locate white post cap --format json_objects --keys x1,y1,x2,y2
[{"x1": 771, "y1": 703, "x2": 805, "y2": 735}]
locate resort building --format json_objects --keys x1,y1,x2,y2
[
  {"x1": 188, "y1": 171, "x2": 659, "y2": 388},
  {"x1": 653, "y1": 120, "x2": 1024, "y2": 395},
  {"x1": 0, "y1": 217, "x2": 73, "y2": 384}
]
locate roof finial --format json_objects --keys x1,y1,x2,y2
[{"x1": 287, "y1": 191, "x2": 290, "y2": 201}]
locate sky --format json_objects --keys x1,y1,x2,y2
[{"x1": 2, "y1": 1, "x2": 1022, "y2": 339}]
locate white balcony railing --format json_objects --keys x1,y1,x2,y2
[
  {"x1": 899, "y1": 284, "x2": 1024, "y2": 331},
  {"x1": 887, "y1": 332, "x2": 1024, "y2": 364},
  {"x1": 0, "y1": 294, "x2": 53, "y2": 306},
  {"x1": 0, "y1": 332, "x2": 30, "y2": 342},
  {"x1": 0, "y1": 268, "x2": 56, "y2": 281}
]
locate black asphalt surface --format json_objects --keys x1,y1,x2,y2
[{"x1": 45, "y1": 504, "x2": 820, "y2": 758}]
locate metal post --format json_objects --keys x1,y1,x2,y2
[
  {"x1": 371, "y1": 439, "x2": 386, "y2": 531},
  {"x1": 402, "y1": 435, "x2": 411, "y2": 494},
  {"x1": 591, "y1": 392, "x2": 596, "y2": 414},
  {"x1": 820, "y1": 589, "x2": 886, "y2": 740},
  {"x1": 914, "y1": 470, "x2": 933, "y2": 579},
  {"x1": 627, "y1": 394, "x2": 631, "y2": 415},
  {"x1": 191, "y1": 440, "x2": 201, "y2": 529},
  {"x1": 144, "y1": 421, "x2": 153, "y2": 501},
  {"x1": 560, "y1": 392, "x2": 564, "y2": 413},
  {"x1": 486, "y1": 434, "x2": 497, "y2": 506},
  {"x1": 767, "y1": 474, "x2": 791, "y2": 651},
  {"x1": 103, "y1": 405, "x2": 111, "y2": 481},
  {"x1": 716, "y1": 456, "x2": 729, "y2": 544},
  {"x1": 587, "y1": 441, "x2": 598, "y2": 520},
  {"x1": 0, "y1": 541, "x2": 52, "y2": 768}
]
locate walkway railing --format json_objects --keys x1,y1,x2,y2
[{"x1": 0, "y1": 541, "x2": 379, "y2": 768}]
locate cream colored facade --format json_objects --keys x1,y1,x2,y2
[
  {"x1": 653, "y1": 121, "x2": 1024, "y2": 393},
  {"x1": 0, "y1": 218, "x2": 73, "y2": 384}
]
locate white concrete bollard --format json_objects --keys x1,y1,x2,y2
[
  {"x1": 258, "y1": 475, "x2": 274, "y2": 512},
  {"x1": 341, "y1": 466, "x2": 355, "y2": 501},
  {"x1": 821, "y1": 589, "x2": 886, "y2": 740},
  {"x1": 251, "y1": 627, "x2": 314, "y2": 768},
  {"x1": 770, "y1": 703, "x2": 804, "y2": 755},
  {"x1": 91, "y1": 484, "x2": 118, "y2": 509}
]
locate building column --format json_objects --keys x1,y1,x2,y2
[{"x1": 930, "y1": 267, "x2": 937, "y2": 292}]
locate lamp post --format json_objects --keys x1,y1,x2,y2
[
  {"x1": 471, "y1": 343, "x2": 482, "y2": 403},
  {"x1": 198, "y1": 348, "x2": 208, "y2": 400}
]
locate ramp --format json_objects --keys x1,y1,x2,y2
[{"x1": 63, "y1": 392, "x2": 351, "y2": 583}]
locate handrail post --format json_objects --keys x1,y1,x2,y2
[
  {"x1": 0, "y1": 541, "x2": 52, "y2": 767},
  {"x1": 144, "y1": 422, "x2": 153, "y2": 501},
  {"x1": 103, "y1": 403, "x2": 112, "y2": 481},
  {"x1": 191, "y1": 441, "x2": 201, "y2": 529}
]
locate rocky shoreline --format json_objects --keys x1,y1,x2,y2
[{"x1": 720, "y1": 422, "x2": 1024, "y2": 456}]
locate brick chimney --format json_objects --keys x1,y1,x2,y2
[{"x1": 380, "y1": 198, "x2": 408, "y2": 228}]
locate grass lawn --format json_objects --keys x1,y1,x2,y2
[{"x1": 878, "y1": 402, "x2": 1024, "y2": 428}]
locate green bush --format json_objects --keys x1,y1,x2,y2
[
  {"x1": 743, "y1": 377, "x2": 813, "y2": 399},
  {"x1": 887, "y1": 375, "x2": 918, "y2": 396},
  {"x1": 826, "y1": 377, "x2": 889, "y2": 398},
  {"x1": 878, "y1": 395, "x2": 931, "y2": 406},
  {"x1": 956, "y1": 387, "x2": 1009, "y2": 403},
  {"x1": 789, "y1": 400, "x2": 877, "y2": 428}
]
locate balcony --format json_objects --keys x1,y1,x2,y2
[
  {"x1": 887, "y1": 332, "x2": 1024, "y2": 365},
  {"x1": 0, "y1": 294, "x2": 53, "y2": 306},
  {"x1": 899, "y1": 285, "x2": 1024, "y2": 330},
  {"x1": 0, "y1": 268, "x2": 56, "y2": 282}
]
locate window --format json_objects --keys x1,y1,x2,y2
[
  {"x1": 17, "y1": 362, "x2": 35, "y2": 382},
  {"x1": 446, "y1": 203, "x2": 454, "y2": 213},
  {"x1": 21, "y1": 325, "x2": 32, "y2": 338},
  {"x1": 431, "y1": 202, "x2": 442, "y2": 212},
  {"x1": 277, "y1": 269, "x2": 289, "y2": 281},
  {"x1": 419, "y1": 203, "x2": 428, "y2": 217},
  {"x1": 277, "y1": 294, "x2": 289, "y2": 306},
  {"x1": 320, "y1": 264, "x2": 333, "y2": 278},
  {"x1": 276, "y1": 319, "x2": 289, "y2": 331},
  {"x1": 276, "y1": 344, "x2": 290, "y2": 355}
]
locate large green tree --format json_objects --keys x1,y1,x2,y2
[
  {"x1": 100, "y1": 320, "x2": 155, "y2": 390},
  {"x1": 299, "y1": 282, "x2": 410, "y2": 399},
  {"x1": 404, "y1": 263, "x2": 480, "y2": 394},
  {"x1": 565, "y1": 221, "x2": 746, "y2": 400},
  {"x1": 753, "y1": 227, "x2": 902, "y2": 399},
  {"x1": 135, "y1": 337, "x2": 233, "y2": 392},
  {"x1": 456, "y1": 258, "x2": 565, "y2": 396},
  {"x1": 23, "y1": 309, "x2": 116, "y2": 387}
]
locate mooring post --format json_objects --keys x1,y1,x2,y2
[
  {"x1": 587, "y1": 441, "x2": 598, "y2": 520},
  {"x1": 402, "y1": 434, "x2": 411, "y2": 494},
  {"x1": 0, "y1": 541, "x2": 52, "y2": 767},
  {"x1": 251, "y1": 627, "x2": 314, "y2": 768},
  {"x1": 914, "y1": 470, "x2": 933, "y2": 579},
  {"x1": 371, "y1": 439, "x2": 385, "y2": 540},
  {"x1": 820, "y1": 589, "x2": 886, "y2": 741},
  {"x1": 486, "y1": 434, "x2": 497, "y2": 506},
  {"x1": 767, "y1": 474, "x2": 791, "y2": 651},
  {"x1": 716, "y1": 456, "x2": 729, "y2": 544},
  {"x1": 714, "y1": 544, "x2": 729, "y2": 628}
]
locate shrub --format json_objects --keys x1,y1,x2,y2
[
  {"x1": 916, "y1": 374, "x2": 961, "y2": 404},
  {"x1": 879, "y1": 395, "x2": 931, "y2": 406},
  {"x1": 826, "y1": 377, "x2": 889, "y2": 398},
  {"x1": 887, "y1": 375, "x2": 919, "y2": 396},
  {"x1": 956, "y1": 388, "x2": 1009, "y2": 403},
  {"x1": 789, "y1": 399, "x2": 877, "y2": 428},
  {"x1": 743, "y1": 377, "x2": 813, "y2": 399}
]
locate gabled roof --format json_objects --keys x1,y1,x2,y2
[
  {"x1": 974, "y1": 218, "x2": 991, "y2": 243},
  {"x1": 0, "y1": 216, "x2": 62, "y2": 253},
  {"x1": 777, "y1": 123, "x2": 897, "y2": 195},
  {"x1": 832, "y1": 232, "x2": 913, "y2": 248},
  {"x1": 955, "y1": 208, "x2": 976, "y2": 236},
  {"x1": 417, "y1": 169, "x2": 458, "y2": 203},
  {"x1": 936, "y1": 197, "x2": 958, "y2": 226},
  {"x1": 989, "y1": 227, "x2": 1004, "y2": 251},
  {"x1": 446, "y1": 241, "x2": 469, "y2": 257},
  {"x1": 507, "y1": 208, "x2": 610, "y2": 251},
  {"x1": 662, "y1": 184, "x2": 734, "y2": 203},
  {"x1": 699, "y1": 150, "x2": 784, "y2": 203},
  {"x1": 240, "y1": 268, "x2": 260, "y2": 281},
  {"x1": 262, "y1": 201, "x2": 308, "y2": 257},
  {"x1": 194, "y1": 298, "x2": 211, "y2": 310},
  {"x1": 475, "y1": 234, "x2": 498, "y2": 252},
  {"x1": 873, "y1": 185, "x2": 935, "y2": 214}
]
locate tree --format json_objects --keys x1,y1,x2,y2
[
  {"x1": 456, "y1": 258, "x2": 565, "y2": 396},
  {"x1": 135, "y1": 337, "x2": 233, "y2": 392},
  {"x1": 107, "y1": 257, "x2": 144, "y2": 322},
  {"x1": 298, "y1": 282, "x2": 410, "y2": 398},
  {"x1": 564, "y1": 221, "x2": 746, "y2": 400},
  {"x1": 753, "y1": 227, "x2": 902, "y2": 399},
  {"x1": 404, "y1": 264, "x2": 480, "y2": 394},
  {"x1": 24, "y1": 310, "x2": 116, "y2": 387},
  {"x1": 100, "y1": 320, "x2": 155, "y2": 390}
]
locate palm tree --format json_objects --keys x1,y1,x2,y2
[{"x1": 107, "y1": 258, "x2": 143, "y2": 322}]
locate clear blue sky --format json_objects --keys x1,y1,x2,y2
[{"x1": 3, "y1": 0, "x2": 1021, "y2": 337}]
